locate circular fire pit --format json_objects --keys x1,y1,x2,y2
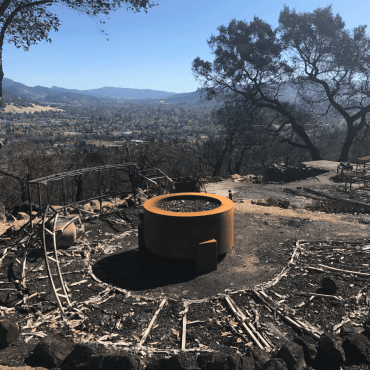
[{"x1": 142, "y1": 193, "x2": 234, "y2": 267}]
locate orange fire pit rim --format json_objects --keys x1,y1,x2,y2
[{"x1": 143, "y1": 192, "x2": 233, "y2": 217}]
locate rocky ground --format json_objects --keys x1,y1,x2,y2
[{"x1": 0, "y1": 160, "x2": 370, "y2": 369}]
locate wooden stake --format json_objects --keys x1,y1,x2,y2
[
  {"x1": 181, "y1": 313, "x2": 187, "y2": 350},
  {"x1": 224, "y1": 295, "x2": 264, "y2": 349},
  {"x1": 298, "y1": 292, "x2": 342, "y2": 301},
  {"x1": 317, "y1": 264, "x2": 370, "y2": 278},
  {"x1": 138, "y1": 298, "x2": 167, "y2": 347},
  {"x1": 228, "y1": 296, "x2": 271, "y2": 349},
  {"x1": 252, "y1": 289, "x2": 321, "y2": 341}
]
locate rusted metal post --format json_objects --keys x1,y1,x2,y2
[{"x1": 197, "y1": 239, "x2": 218, "y2": 273}]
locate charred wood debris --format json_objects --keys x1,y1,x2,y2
[{"x1": 1, "y1": 195, "x2": 370, "y2": 367}]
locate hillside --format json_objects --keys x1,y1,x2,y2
[
  {"x1": 3, "y1": 78, "x2": 176, "y2": 102},
  {"x1": 2, "y1": 78, "x2": 221, "y2": 106}
]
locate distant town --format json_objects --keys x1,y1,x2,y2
[{"x1": 0, "y1": 79, "x2": 223, "y2": 155}]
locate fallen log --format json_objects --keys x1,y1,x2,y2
[
  {"x1": 224, "y1": 295, "x2": 264, "y2": 349},
  {"x1": 283, "y1": 188, "x2": 323, "y2": 201},
  {"x1": 302, "y1": 187, "x2": 370, "y2": 209},
  {"x1": 251, "y1": 289, "x2": 321, "y2": 340},
  {"x1": 317, "y1": 264, "x2": 370, "y2": 278}
]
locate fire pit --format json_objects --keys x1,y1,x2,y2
[{"x1": 141, "y1": 193, "x2": 234, "y2": 272}]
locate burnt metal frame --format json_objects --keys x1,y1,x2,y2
[
  {"x1": 4, "y1": 163, "x2": 182, "y2": 316},
  {"x1": 27, "y1": 163, "x2": 140, "y2": 223},
  {"x1": 6, "y1": 164, "x2": 199, "y2": 315}
]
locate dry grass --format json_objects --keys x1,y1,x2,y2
[{"x1": 2, "y1": 103, "x2": 65, "y2": 114}]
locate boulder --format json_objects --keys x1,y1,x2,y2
[
  {"x1": 82, "y1": 203, "x2": 92, "y2": 211},
  {"x1": 0, "y1": 319, "x2": 20, "y2": 348},
  {"x1": 7, "y1": 213, "x2": 16, "y2": 222},
  {"x1": 247, "y1": 347, "x2": 270, "y2": 368},
  {"x1": 197, "y1": 353, "x2": 255, "y2": 370},
  {"x1": 28, "y1": 334, "x2": 74, "y2": 368},
  {"x1": 0, "y1": 212, "x2": 6, "y2": 222},
  {"x1": 16, "y1": 212, "x2": 30, "y2": 221},
  {"x1": 145, "y1": 355, "x2": 186, "y2": 370},
  {"x1": 293, "y1": 335, "x2": 318, "y2": 364},
  {"x1": 318, "y1": 332, "x2": 346, "y2": 365},
  {"x1": 243, "y1": 174, "x2": 262, "y2": 183},
  {"x1": 342, "y1": 333, "x2": 370, "y2": 365},
  {"x1": 231, "y1": 174, "x2": 242, "y2": 180},
  {"x1": 92, "y1": 350, "x2": 142, "y2": 370},
  {"x1": 90, "y1": 200, "x2": 100, "y2": 209},
  {"x1": 319, "y1": 276, "x2": 338, "y2": 295},
  {"x1": 275, "y1": 342, "x2": 306, "y2": 370},
  {"x1": 102, "y1": 204, "x2": 114, "y2": 212},
  {"x1": 3, "y1": 225, "x2": 21, "y2": 237},
  {"x1": 263, "y1": 358, "x2": 288, "y2": 370},
  {"x1": 61, "y1": 344, "x2": 94, "y2": 370},
  {"x1": 18, "y1": 201, "x2": 40, "y2": 212},
  {"x1": 340, "y1": 323, "x2": 364, "y2": 337},
  {"x1": 254, "y1": 199, "x2": 269, "y2": 206}
]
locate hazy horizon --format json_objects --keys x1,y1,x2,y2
[{"x1": 5, "y1": 0, "x2": 370, "y2": 93}]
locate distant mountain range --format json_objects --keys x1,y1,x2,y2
[{"x1": 1, "y1": 78, "x2": 213, "y2": 107}]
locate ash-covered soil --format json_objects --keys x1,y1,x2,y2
[{"x1": 1, "y1": 161, "x2": 370, "y2": 369}]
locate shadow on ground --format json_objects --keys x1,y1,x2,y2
[{"x1": 92, "y1": 249, "x2": 226, "y2": 291}]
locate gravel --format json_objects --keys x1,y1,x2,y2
[{"x1": 157, "y1": 199, "x2": 220, "y2": 212}]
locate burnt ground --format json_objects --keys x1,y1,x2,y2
[{"x1": 1, "y1": 160, "x2": 370, "y2": 368}]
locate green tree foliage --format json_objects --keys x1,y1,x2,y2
[
  {"x1": 192, "y1": 5, "x2": 370, "y2": 161},
  {"x1": 0, "y1": 0, "x2": 158, "y2": 105}
]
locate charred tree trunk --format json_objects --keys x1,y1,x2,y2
[
  {"x1": 212, "y1": 138, "x2": 231, "y2": 177},
  {"x1": 339, "y1": 128, "x2": 355, "y2": 162},
  {"x1": 0, "y1": 47, "x2": 3, "y2": 108},
  {"x1": 338, "y1": 115, "x2": 368, "y2": 162},
  {"x1": 290, "y1": 121, "x2": 322, "y2": 161},
  {"x1": 234, "y1": 143, "x2": 250, "y2": 175}
]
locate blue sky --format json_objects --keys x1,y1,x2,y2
[{"x1": 5, "y1": 0, "x2": 370, "y2": 93}]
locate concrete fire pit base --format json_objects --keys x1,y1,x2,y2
[{"x1": 140, "y1": 193, "x2": 234, "y2": 272}]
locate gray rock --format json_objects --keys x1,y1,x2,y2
[
  {"x1": 3, "y1": 225, "x2": 21, "y2": 237},
  {"x1": 61, "y1": 344, "x2": 94, "y2": 370},
  {"x1": 247, "y1": 347, "x2": 270, "y2": 368},
  {"x1": 6, "y1": 213, "x2": 16, "y2": 222},
  {"x1": 18, "y1": 201, "x2": 39, "y2": 212},
  {"x1": 90, "y1": 200, "x2": 100, "y2": 209},
  {"x1": 16, "y1": 211, "x2": 30, "y2": 221},
  {"x1": 93, "y1": 350, "x2": 142, "y2": 370},
  {"x1": 197, "y1": 353, "x2": 255, "y2": 370},
  {"x1": 342, "y1": 333, "x2": 370, "y2": 365},
  {"x1": 30, "y1": 334, "x2": 74, "y2": 368},
  {"x1": 82, "y1": 203, "x2": 92, "y2": 211},
  {"x1": 145, "y1": 355, "x2": 186, "y2": 370},
  {"x1": 275, "y1": 342, "x2": 306, "y2": 370},
  {"x1": 263, "y1": 358, "x2": 288, "y2": 370},
  {"x1": 318, "y1": 332, "x2": 346, "y2": 365},
  {"x1": 0, "y1": 319, "x2": 20, "y2": 348},
  {"x1": 0, "y1": 213, "x2": 6, "y2": 222},
  {"x1": 294, "y1": 335, "x2": 318, "y2": 364},
  {"x1": 340, "y1": 323, "x2": 364, "y2": 337},
  {"x1": 320, "y1": 276, "x2": 338, "y2": 295}
]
